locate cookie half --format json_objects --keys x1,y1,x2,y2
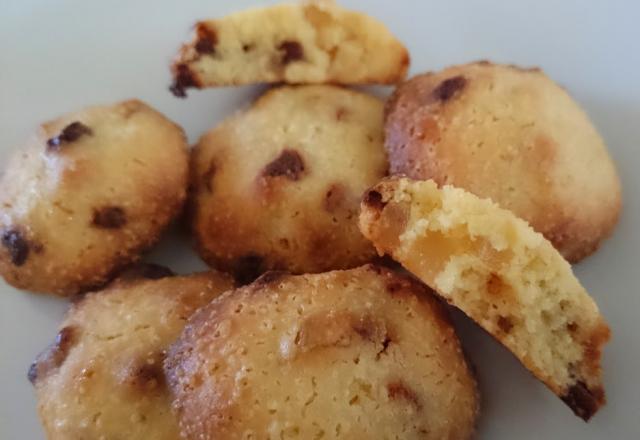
[
  {"x1": 359, "y1": 176, "x2": 611, "y2": 420},
  {"x1": 165, "y1": 265, "x2": 479, "y2": 439},
  {"x1": 384, "y1": 61, "x2": 621, "y2": 262},
  {"x1": 0, "y1": 100, "x2": 188, "y2": 295},
  {"x1": 29, "y1": 266, "x2": 234, "y2": 440},
  {"x1": 170, "y1": 0, "x2": 409, "y2": 95},
  {"x1": 190, "y1": 85, "x2": 388, "y2": 282}
]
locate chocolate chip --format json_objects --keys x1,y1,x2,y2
[
  {"x1": 497, "y1": 315, "x2": 513, "y2": 333},
  {"x1": 385, "y1": 281, "x2": 404, "y2": 294},
  {"x1": 387, "y1": 381, "x2": 421, "y2": 410},
  {"x1": 324, "y1": 183, "x2": 345, "y2": 213},
  {"x1": 92, "y1": 206, "x2": 127, "y2": 229},
  {"x1": 1, "y1": 229, "x2": 29, "y2": 266},
  {"x1": 28, "y1": 326, "x2": 77, "y2": 384},
  {"x1": 124, "y1": 354, "x2": 166, "y2": 391},
  {"x1": 46, "y1": 122, "x2": 92, "y2": 150},
  {"x1": 234, "y1": 253, "x2": 264, "y2": 285},
  {"x1": 169, "y1": 64, "x2": 198, "y2": 98},
  {"x1": 486, "y1": 273, "x2": 505, "y2": 295},
  {"x1": 432, "y1": 75, "x2": 467, "y2": 102},
  {"x1": 26, "y1": 362, "x2": 39, "y2": 384},
  {"x1": 263, "y1": 149, "x2": 306, "y2": 181},
  {"x1": 362, "y1": 189, "x2": 387, "y2": 211},
  {"x1": 278, "y1": 40, "x2": 304, "y2": 64},
  {"x1": 242, "y1": 43, "x2": 254, "y2": 52},
  {"x1": 194, "y1": 23, "x2": 217, "y2": 55},
  {"x1": 202, "y1": 161, "x2": 216, "y2": 193},
  {"x1": 561, "y1": 381, "x2": 604, "y2": 421}
]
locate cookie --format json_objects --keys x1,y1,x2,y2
[
  {"x1": 0, "y1": 100, "x2": 189, "y2": 295},
  {"x1": 359, "y1": 176, "x2": 611, "y2": 420},
  {"x1": 384, "y1": 61, "x2": 621, "y2": 262},
  {"x1": 29, "y1": 266, "x2": 234, "y2": 440},
  {"x1": 165, "y1": 265, "x2": 479, "y2": 439},
  {"x1": 190, "y1": 85, "x2": 388, "y2": 282},
  {"x1": 170, "y1": 0, "x2": 409, "y2": 96}
]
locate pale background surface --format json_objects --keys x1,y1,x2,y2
[{"x1": 0, "y1": 0, "x2": 638, "y2": 438}]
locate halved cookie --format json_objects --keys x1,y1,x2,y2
[
  {"x1": 359, "y1": 176, "x2": 610, "y2": 420},
  {"x1": 165, "y1": 265, "x2": 479, "y2": 439},
  {"x1": 170, "y1": 0, "x2": 409, "y2": 96}
]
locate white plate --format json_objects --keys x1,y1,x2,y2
[{"x1": 1, "y1": 0, "x2": 638, "y2": 438}]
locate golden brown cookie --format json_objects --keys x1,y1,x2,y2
[
  {"x1": 384, "y1": 61, "x2": 621, "y2": 262},
  {"x1": 0, "y1": 100, "x2": 188, "y2": 295},
  {"x1": 165, "y1": 265, "x2": 479, "y2": 439},
  {"x1": 170, "y1": 0, "x2": 409, "y2": 96},
  {"x1": 29, "y1": 266, "x2": 234, "y2": 440},
  {"x1": 359, "y1": 176, "x2": 611, "y2": 420},
  {"x1": 190, "y1": 85, "x2": 388, "y2": 282}
]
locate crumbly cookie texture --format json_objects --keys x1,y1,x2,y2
[
  {"x1": 165, "y1": 265, "x2": 478, "y2": 439},
  {"x1": 0, "y1": 100, "x2": 188, "y2": 295},
  {"x1": 190, "y1": 85, "x2": 388, "y2": 282},
  {"x1": 359, "y1": 176, "x2": 610, "y2": 421},
  {"x1": 29, "y1": 267, "x2": 234, "y2": 440},
  {"x1": 170, "y1": 0, "x2": 409, "y2": 95},
  {"x1": 384, "y1": 61, "x2": 621, "y2": 262}
]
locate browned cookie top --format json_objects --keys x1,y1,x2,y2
[{"x1": 385, "y1": 61, "x2": 621, "y2": 262}]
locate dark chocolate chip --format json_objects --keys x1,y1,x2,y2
[
  {"x1": 1, "y1": 229, "x2": 29, "y2": 266},
  {"x1": 432, "y1": 75, "x2": 467, "y2": 102},
  {"x1": 46, "y1": 122, "x2": 92, "y2": 150},
  {"x1": 263, "y1": 149, "x2": 306, "y2": 181},
  {"x1": 92, "y1": 206, "x2": 127, "y2": 229},
  {"x1": 125, "y1": 356, "x2": 165, "y2": 390},
  {"x1": 27, "y1": 361, "x2": 39, "y2": 384},
  {"x1": 194, "y1": 23, "x2": 218, "y2": 55},
  {"x1": 169, "y1": 64, "x2": 198, "y2": 98},
  {"x1": 323, "y1": 183, "x2": 345, "y2": 212},
  {"x1": 497, "y1": 315, "x2": 513, "y2": 333},
  {"x1": 278, "y1": 40, "x2": 304, "y2": 64},
  {"x1": 385, "y1": 281, "x2": 404, "y2": 294},
  {"x1": 234, "y1": 253, "x2": 264, "y2": 285},
  {"x1": 202, "y1": 161, "x2": 217, "y2": 193},
  {"x1": 561, "y1": 381, "x2": 604, "y2": 421},
  {"x1": 387, "y1": 381, "x2": 422, "y2": 410},
  {"x1": 28, "y1": 326, "x2": 77, "y2": 385},
  {"x1": 362, "y1": 189, "x2": 387, "y2": 211}
]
